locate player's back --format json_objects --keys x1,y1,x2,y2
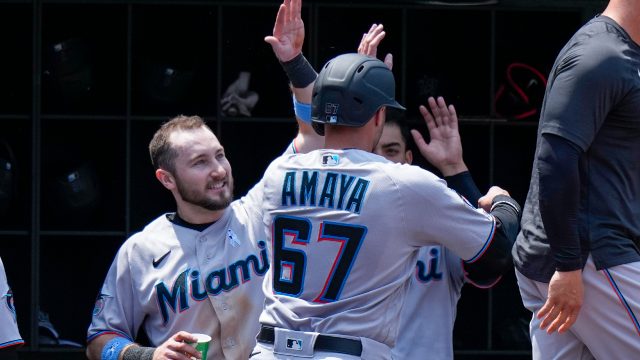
[{"x1": 260, "y1": 148, "x2": 495, "y2": 348}]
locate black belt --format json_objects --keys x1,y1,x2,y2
[{"x1": 257, "y1": 325, "x2": 363, "y2": 357}]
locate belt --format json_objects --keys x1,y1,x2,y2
[{"x1": 257, "y1": 325, "x2": 363, "y2": 357}]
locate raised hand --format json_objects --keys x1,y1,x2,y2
[
  {"x1": 357, "y1": 23, "x2": 393, "y2": 70},
  {"x1": 264, "y1": 0, "x2": 304, "y2": 62},
  {"x1": 411, "y1": 96, "x2": 467, "y2": 176}
]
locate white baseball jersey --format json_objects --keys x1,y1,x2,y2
[
  {"x1": 392, "y1": 246, "x2": 465, "y2": 359},
  {"x1": 0, "y1": 257, "x2": 23, "y2": 350},
  {"x1": 87, "y1": 182, "x2": 268, "y2": 359},
  {"x1": 259, "y1": 149, "x2": 496, "y2": 351}
]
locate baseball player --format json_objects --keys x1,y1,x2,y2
[
  {"x1": 378, "y1": 102, "x2": 506, "y2": 360},
  {"x1": 85, "y1": 2, "x2": 321, "y2": 359},
  {"x1": 0, "y1": 256, "x2": 24, "y2": 359},
  {"x1": 269, "y1": 15, "x2": 514, "y2": 358},
  {"x1": 513, "y1": 1, "x2": 640, "y2": 359},
  {"x1": 250, "y1": 52, "x2": 521, "y2": 359}
]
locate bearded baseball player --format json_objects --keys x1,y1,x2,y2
[
  {"x1": 250, "y1": 52, "x2": 521, "y2": 359},
  {"x1": 1, "y1": 257, "x2": 23, "y2": 360},
  {"x1": 85, "y1": 1, "x2": 323, "y2": 359}
]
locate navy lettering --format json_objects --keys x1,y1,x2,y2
[
  {"x1": 282, "y1": 171, "x2": 297, "y2": 206},
  {"x1": 415, "y1": 247, "x2": 443, "y2": 283},
  {"x1": 300, "y1": 171, "x2": 318, "y2": 206}
]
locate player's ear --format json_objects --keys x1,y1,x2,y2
[
  {"x1": 375, "y1": 106, "x2": 386, "y2": 127},
  {"x1": 155, "y1": 168, "x2": 176, "y2": 190},
  {"x1": 405, "y1": 149, "x2": 413, "y2": 165}
]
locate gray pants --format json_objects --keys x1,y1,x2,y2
[{"x1": 516, "y1": 256, "x2": 640, "y2": 360}]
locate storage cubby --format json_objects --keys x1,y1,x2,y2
[
  {"x1": 131, "y1": 5, "x2": 219, "y2": 117},
  {"x1": 41, "y1": 4, "x2": 127, "y2": 115},
  {"x1": 39, "y1": 119, "x2": 126, "y2": 231},
  {"x1": 0, "y1": 1, "x2": 600, "y2": 358}
]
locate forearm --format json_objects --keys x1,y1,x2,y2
[
  {"x1": 538, "y1": 133, "x2": 582, "y2": 271},
  {"x1": 464, "y1": 195, "x2": 521, "y2": 285},
  {"x1": 282, "y1": 53, "x2": 323, "y2": 153},
  {"x1": 444, "y1": 171, "x2": 482, "y2": 206},
  {"x1": 87, "y1": 334, "x2": 152, "y2": 360},
  {"x1": 87, "y1": 334, "x2": 115, "y2": 360}
]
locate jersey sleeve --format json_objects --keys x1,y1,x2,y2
[
  {"x1": 540, "y1": 38, "x2": 625, "y2": 150},
  {"x1": 239, "y1": 144, "x2": 296, "y2": 224},
  {"x1": 398, "y1": 166, "x2": 496, "y2": 261},
  {"x1": 87, "y1": 241, "x2": 143, "y2": 343},
  {"x1": 0, "y1": 259, "x2": 23, "y2": 350}
]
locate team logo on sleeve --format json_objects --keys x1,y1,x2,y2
[
  {"x1": 4, "y1": 288, "x2": 17, "y2": 321},
  {"x1": 322, "y1": 154, "x2": 340, "y2": 166},
  {"x1": 92, "y1": 293, "x2": 111, "y2": 316}
]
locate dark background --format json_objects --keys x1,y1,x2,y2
[{"x1": 0, "y1": 0, "x2": 607, "y2": 358}]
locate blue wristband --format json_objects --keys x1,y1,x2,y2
[
  {"x1": 102, "y1": 337, "x2": 133, "y2": 360},
  {"x1": 293, "y1": 95, "x2": 312, "y2": 124}
]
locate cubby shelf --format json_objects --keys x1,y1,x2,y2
[{"x1": 0, "y1": 1, "x2": 603, "y2": 358}]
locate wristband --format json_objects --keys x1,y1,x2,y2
[
  {"x1": 293, "y1": 95, "x2": 312, "y2": 123},
  {"x1": 102, "y1": 337, "x2": 133, "y2": 360},
  {"x1": 280, "y1": 53, "x2": 318, "y2": 88},
  {"x1": 490, "y1": 196, "x2": 521, "y2": 214},
  {"x1": 122, "y1": 346, "x2": 155, "y2": 360}
]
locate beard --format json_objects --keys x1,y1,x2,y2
[{"x1": 176, "y1": 176, "x2": 234, "y2": 211}]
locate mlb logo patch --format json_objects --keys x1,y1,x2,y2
[
  {"x1": 286, "y1": 338, "x2": 303, "y2": 351},
  {"x1": 322, "y1": 154, "x2": 340, "y2": 166}
]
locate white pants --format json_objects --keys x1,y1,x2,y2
[{"x1": 516, "y1": 256, "x2": 640, "y2": 360}]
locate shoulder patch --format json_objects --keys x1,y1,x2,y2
[{"x1": 92, "y1": 293, "x2": 111, "y2": 317}]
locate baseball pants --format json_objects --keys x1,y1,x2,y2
[{"x1": 516, "y1": 255, "x2": 640, "y2": 360}]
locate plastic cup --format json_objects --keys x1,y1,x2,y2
[{"x1": 189, "y1": 333, "x2": 211, "y2": 360}]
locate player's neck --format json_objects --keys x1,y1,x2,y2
[
  {"x1": 324, "y1": 125, "x2": 376, "y2": 152},
  {"x1": 176, "y1": 203, "x2": 225, "y2": 225},
  {"x1": 603, "y1": 1, "x2": 640, "y2": 44}
]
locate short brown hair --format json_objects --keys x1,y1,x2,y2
[{"x1": 148, "y1": 115, "x2": 210, "y2": 172}]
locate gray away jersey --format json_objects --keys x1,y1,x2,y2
[
  {"x1": 0, "y1": 257, "x2": 23, "y2": 349},
  {"x1": 259, "y1": 149, "x2": 496, "y2": 349},
  {"x1": 87, "y1": 184, "x2": 268, "y2": 360},
  {"x1": 392, "y1": 246, "x2": 465, "y2": 359}
]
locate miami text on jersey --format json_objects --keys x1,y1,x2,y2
[
  {"x1": 415, "y1": 247, "x2": 444, "y2": 283},
  {"x1": 154, "y1": 240, "x2": 269, "y2": 324},
  {"x1": 281, "y1": 170, "x2": 370, "y2": 214}
]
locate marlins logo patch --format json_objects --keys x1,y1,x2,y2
[
  {"x1": 322, "y1": 153, "x2": 340, "y2": 166},
  {"x1": 92, "y1": 293, "x2": 111, "y2": 316},
  {"x1": 4, "y1": 288, "x2": 17, "y2": 322}
]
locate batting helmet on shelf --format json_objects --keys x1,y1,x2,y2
[
  {"x1": 311, "y1": 53, "x2": 405, "y2": 135},
  {"x1": 0, "y1": 139, "x2": 15, "y2": 216}
]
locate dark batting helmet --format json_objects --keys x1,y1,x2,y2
[{"x1": 311, "y1": 53, "x2": 405, "y2": 135}]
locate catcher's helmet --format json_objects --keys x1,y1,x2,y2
[{"x1": 311, "y1": 53, "x2": 405, "y2": 135}]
